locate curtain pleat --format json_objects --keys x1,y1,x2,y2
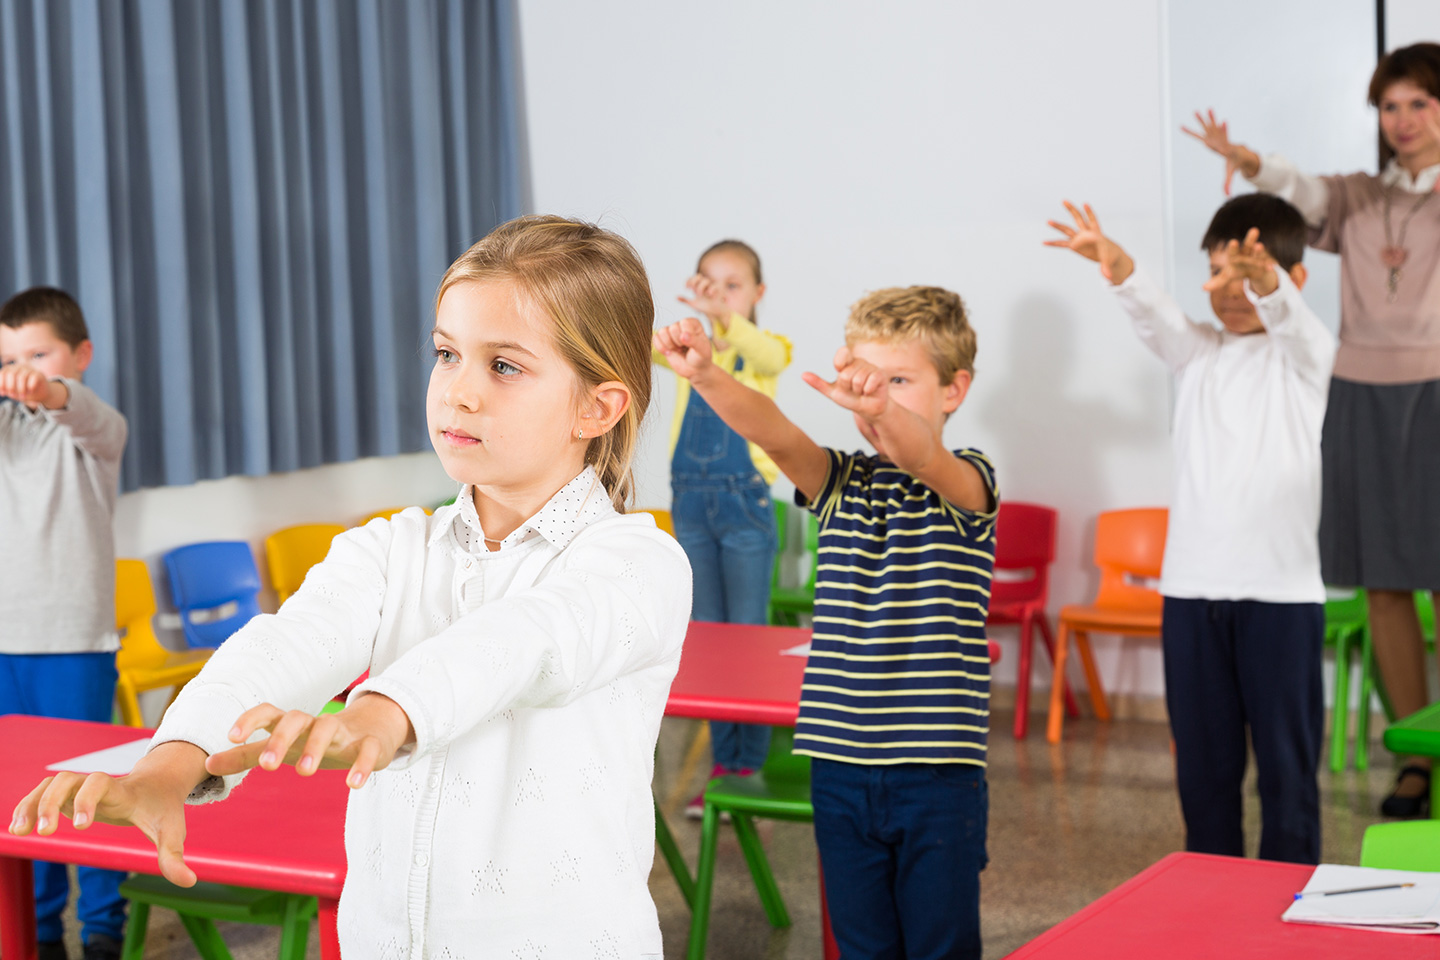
[{"x1": 0, "y1": 0, "x2": 524, "y2": 490}]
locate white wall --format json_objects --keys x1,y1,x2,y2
[
  {"x1": 1388, "y1": 0, "x2": 1440, "y2": 49},
  {"x1": 516, "y1": 0, "x2": 1375, "y2": 705}
]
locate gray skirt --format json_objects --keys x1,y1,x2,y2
[{"x1": 1321, "y1": 376, "x2": 1440, "y2": 590}]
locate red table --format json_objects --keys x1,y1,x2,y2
[
  {"x1": 665, "y1": 621, "x2": 811, "y2": 725},
  {"x1": 1004, "y1": 851, "x2": 1440, "y2": 959},
  {"x1": 0, "y1": 714, "x2": 347, "y2": 960}
]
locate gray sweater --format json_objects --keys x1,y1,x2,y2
[{"x1": 0, "y1": 380, "x2": 128, "y2": 653}]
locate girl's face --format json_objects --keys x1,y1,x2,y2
[
  {"x1": 698, "y1": 250, "x2": 765, "y2": 323},
  {"x1": 1378, "y1": 79, "x2": 1440, "y2": 163},
  {"x1": 427, "y1": 279, "x2": 590, "y2": 497}
]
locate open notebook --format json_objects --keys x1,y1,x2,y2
[{"x1": 1283, "y1": 864, "x2": 1440, "y2": 934}]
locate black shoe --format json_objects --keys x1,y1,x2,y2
[
  {"x1": 1380, "y1": 764, "x2": 1431, "y2": 819},
  {"x1": 82, "y1": 934, "x2": 121, "y2": 960},
  {"x1": 37, "y1": 941, "x2": 68, "y2": 960}
]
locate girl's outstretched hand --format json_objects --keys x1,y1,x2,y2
[
  {"x1": 206, "y1": 694, "x2": 413, "y2": 790},
  {"x1": 652, "y1": 317, "x2": 714, "y2": 382},
  {"x1": 1180, "y1": 109, "x2": 1261, "y2": 195},
  {"x1": 677, "y1": 274, "x2": 730, "y2": 329},
  {"x1": 9, "y1": 741, "x2": 207, "y2": 888},
  {"x1": 1044, "y1": 202, "x2": 1134, "y2": 284}
]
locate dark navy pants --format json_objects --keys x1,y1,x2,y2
[
  {"x1": 0, "y1": 652, "x2": 128, "y2": 942},
  {"x1": 811, "y1": 759, "x2": 988, "y2": 960},
  {"x1": 1161, "y1": 597, "x2": 1324, "y2": 864}
]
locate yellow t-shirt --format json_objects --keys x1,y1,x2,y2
[{"x1": 653, "y1": 314, "x2": 793, "y2": 485}]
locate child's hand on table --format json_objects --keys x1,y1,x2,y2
[
  {"x1": 653, "y1": 317, "x2": 716, "y2": 383},
  {"x1": 1181, "y1": 109, "x2": 1262, "y2": 196},
  {"x1": 1044, "y1": 201, "x2": 1135, "y2": 284},
  {"x1": 205, "y1": 693, "x2": 414, "y2": 790},
  {"x1": 9, "y1": 740, "x2": 209, "y2": 888},
  {"x1": 1203, "y1": 227, "x2": 1279, "y2": 297}
]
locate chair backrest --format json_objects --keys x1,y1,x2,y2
[
  {"x1": 991, "y1": 502, "x2": 1057, "y2": 608},
  {"x1": 637, "y1": 508, "x2": 675, "y2": 537},
  {"x1": 265, "y1": 524, "x2": 346, "y2": 603},
  {"x1": 359, "y1": 507, "x2": 415, "y2": 525},
  {"x1": 1323, "y1": 587, "x2": 1368, "y2": 642},
  {"x1": 115, "y1": 559, "x2": 169, "y2": 670},
  {"x1": 163, "y1": 541, "x2": 263, "y2": 648},
  {"x1": 1361, "y1": 820, "x2": 1440, "y2": 871},
  {"x1": 759, "y1": 725, "x2": 810, "y2": 785},
  {"x1": 1091, "y1": 508, "x2": 1168, "y2": 613}
]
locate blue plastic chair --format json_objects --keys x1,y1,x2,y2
[{"x1": 163, "y1": 541, "x2": 263, "y2": 648}]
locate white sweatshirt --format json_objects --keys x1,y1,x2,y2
[
  {"x1": 1113, "y1": 266, "x2": 1336, "y2": 603},
  {"x1": 153, "y1": 467, "x2": 692, "y2": 960}
]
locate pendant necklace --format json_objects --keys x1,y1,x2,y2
[{"x1": 1382, "y1": 188, "x2": 1434, "y2": 302}]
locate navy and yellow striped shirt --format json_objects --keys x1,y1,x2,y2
[{"x1": 793, "y1": 448, "x2": 998, "y2": 766}]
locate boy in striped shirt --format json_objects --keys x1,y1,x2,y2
[{"x1": 654, "y1": 286, "x2": 997, "y2": 960}]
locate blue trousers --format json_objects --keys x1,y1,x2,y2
[
  {"x1": 1161, "y1": 597, "x2": 1324, "y2": 864},
  {"x1": 0, "y1": 652, "x2": 128, "y2": 943},
  {"x1": 811, "y1": 759, "x2": 988, "y2": 960},
  {"x1": 673, "y1": 480, "x2": 777, "y2": 771}
]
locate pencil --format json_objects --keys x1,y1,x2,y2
[{"x1": 1294, "y1": 882, "x2": 1416, "y2": 899}]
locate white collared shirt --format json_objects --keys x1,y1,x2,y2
[
  {"x1": 1114, "y1": 266, "x2": 1336, "y2": 603},
  {"x1": 153, "y1": 467, "x2": 692, "y2": 960}
]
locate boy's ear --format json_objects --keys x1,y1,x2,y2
[
  {"x1": 942, "y1": 369, "x2": 972, "y2": 415},
  {"x1": 578, "y1": 380, "x2": 632, "y2": 438},
  {"x1": 1287, "y1": 262, "x2": 1308, "y2": 291},
  {"x1": 72, "y1": 339, "x2": 94, "y2": 375}
]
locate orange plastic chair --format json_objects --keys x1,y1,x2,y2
[
  {"x1": 264, "y1": 524, "x2": 346, "y2": 604},
  {"x1": 987, "y1": 502, "x2": 1079, "y2": 739},
  {"x1": 1047, "y1": 508, "x2": 1168, "y2": 743},
  {"x1": 114, "y1": 559, "x2": 213, "y2": 728},
  {"x1": 637, "y1": 508, "x2": 675, "y2": 537}
]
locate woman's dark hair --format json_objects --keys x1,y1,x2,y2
[
  {"x1": 1368, "y1": 42, "x2": 1440, "y2": 166},
  {"x1": 1201, "y1": 194, "x2": 1307, "y2": 272}
]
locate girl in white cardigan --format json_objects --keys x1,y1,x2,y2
[{"x1": 11, "y1": 216, "x2": 692, "y2": 960}]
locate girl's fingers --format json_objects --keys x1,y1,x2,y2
[
  {"x1": 35, "y1": 772, "x2": 84, "y2": 835},
  {"x1": 10, "y1": 776, "x2": 55, "y2": 834},
  {"x1": 260, "y1": 710, "x2": 318, "y2": 770},
  {"x1": 297, "y1": 714, "x2": 340, "y2": 775},
  {"x1": 70, "y1": 773, "x2": 117, "y2": 829},
  {"x1": 228, "y1": 702, "x2": 285, "y2": 744},
  {"x1": 346, "y1": 737, "x2": 384, "y2": 789},
  {"x1": 205, "y1": 741, "x2": 269, "y2": 776}
]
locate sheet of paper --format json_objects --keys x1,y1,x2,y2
[
  {"x1": 1284, "y1": 863, "x2": 1440, "y2": 933},
  {"x1": 781, "y1": 642, "x2": 811, "y2": 657},
  {"x1": 46, "y1": 738, "x2": 152, "y2": 776}
]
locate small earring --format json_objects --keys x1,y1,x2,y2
[{"x1": 577, "y1": 428, "x2": 584, "y2": 439}]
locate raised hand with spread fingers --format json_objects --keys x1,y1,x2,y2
[
  {"x1": 1181, "y1": 109, "x2": 1262, "y2": 195},
  {"x1": 1044, "y1": 201, "x2": 1135, "y2": 285}
]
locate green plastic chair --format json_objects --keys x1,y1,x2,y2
[
  {"x1": 1355, "y1": 591, "x2": 1439, "y2": 772},
  {"x1": 687, "y1": 727, "x2": 812, "y2": 960},
  {"x1": 1360, "y1": 820, "x2": 1440, "y2": 871},
  {"x1": 769, "y1": 510, "x2": 818, "y2": 626},
  {"x1": 1325, "y1": 588, "x2": 1369, "y2": 771},
  {"x1": 119, "y1": 878, "x2": 315, "y2": 960}
]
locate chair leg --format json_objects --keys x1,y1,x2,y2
[
  {"x1": 655, "y1": 800, "x2": 696, "y2": 910},
  {"x1": 120, "y1": 901, "x2": 149, "y2": 960},
  {"x1": 115, "y1": 680, "x2": 144, "y2": 728},
  {"x1": 686, "y1": 802, "x2": 722, "y2": 960},
  {"x1": 1037, "y1": 615, "x2": 1081, "y2": 719},
  {"x1": 1014, "y1": 613, "x2": 1035, "y2": 739},
  {"x1": 1329, "y1": 630, "x2": 1353, "y2": 773},
  {"x1": 732, "y1": 813, "x2": 790, "y2": 929},
  {"x1": 176, "y1": 913, "x2": 236, "y2": 960},
  {"x1": 1073, "y1": 630, "x2": 1110, "y2": 722},
  {"x1": 277, "y1": 896, "x2": 313, "y2": 960},
  {"x1": 1047, "y1": 622, "x2": 1072, "y2": 743},
  {"x1": 1356, "y1": 627, "x2": 1374, "y2": 772}
]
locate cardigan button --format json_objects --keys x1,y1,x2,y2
[{"x1": 414, "y1": 853, "x2": 429, "y2": 867}]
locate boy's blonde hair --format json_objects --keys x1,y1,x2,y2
[
  {"x1": 436, "y1": 215, "x2": 654, "y2": 512},
  {"x1": 845, "y1": 285, "x2": 976, "y2": 384}
]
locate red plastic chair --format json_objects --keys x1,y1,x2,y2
[{"x1": 988, "y1": 502, "x2": 1078, "y2": 738}]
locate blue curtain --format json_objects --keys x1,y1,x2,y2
[{"x1": 0, "y1": 0, "x2": 525, "y2": 489}]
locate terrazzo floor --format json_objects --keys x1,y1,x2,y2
[{"x1": 47, "y1": 708, "x2": 1400, "y2": 959}]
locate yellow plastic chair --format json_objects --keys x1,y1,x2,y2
[
  {"x1": 358, "y1": 506, "x2": 427, "y2": 525},
  {"x1": 264, "y1": 524, "x2": 346, "y2": 604},
  {"x1": 114, "y1": 559, "x2": 212, "y2": 728},
  {"x1": 637, "y1": 508, "x2": 675, "y2": 537}
]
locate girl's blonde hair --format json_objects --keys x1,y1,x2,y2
[{"x1": 436, "y1": 215, "x2": 654, "y2": 512}]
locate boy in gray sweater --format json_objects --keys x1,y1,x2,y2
[{"x1": 0, "y1": 287, "x2": 128, "y2": 960}]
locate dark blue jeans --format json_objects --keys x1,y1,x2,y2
[
  {"x1": 0, "y1": 652, "x2": 128, "y2": 943},
  {"x1": 1162, "y1": 597, "x2": 1324, "y2": 864},
  {"x1": 672, "y1": 480, "x2": 777, "y2": 770},
  {"x1": 811, "y1": 758, "x2": 988, "y2": 960}
]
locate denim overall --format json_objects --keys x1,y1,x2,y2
[{"x1": 671, "y1": 361, "x2": 777, "y2": 771}]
